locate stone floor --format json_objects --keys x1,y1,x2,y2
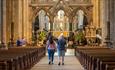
[{"x1": 30, "y1": 56, "x2": 84, "y2": 70}]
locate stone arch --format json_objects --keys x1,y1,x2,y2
[
  {"x1": 53, "y1": 8, "x2": 69, "y2": 17},
  {"x1": 72, "y1": 7, "x2": 88, "y2": 18},
  {"x1": 38, "y1": 10, "x2": 47, "y2": 30},
  {"x1": 31, "y1": 7, "x2": 51, "y2": 22},
  {"x1": 32, "y1": 9, "x2": 51, "y2": 32},
  {"x1": 34, "y1": 8, "x2": 47, "y2": 19},
  {"x1": 72, "y1": 6, "x2": 92, "y2": 25}
]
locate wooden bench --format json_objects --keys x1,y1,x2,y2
[
  {"x1": 0, "y1": 47, "x2": 46, "y2": 70},
  {"x1": 0, "y1": 61, "x2": 7, "y2": 70},
  {"x1": 76, "y1": 46, "x2": 115, "y2": 70}
]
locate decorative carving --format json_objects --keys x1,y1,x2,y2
[
  {"x1": 29, "y1": 0, "x2": 93, "y2": 33},
  {"x1": 30, "y1": 0, "x2": 91, "y2": 4},
  {"x1": 49, "y1": 0, "x2": 73, "y2": 17},
  {"x1": 30, "y1": 0, "x2": 93, "y2": 18}
]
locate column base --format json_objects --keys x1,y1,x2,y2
[{"x1": 0, "y1": 42, "x2": 8, "y2": 50}]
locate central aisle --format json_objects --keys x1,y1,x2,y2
[{"x1": 30, "y1": 56, "x2": 84, "y2": 70}]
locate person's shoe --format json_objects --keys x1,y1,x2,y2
[
  {"x1": 52, "y1": 62, "x2": 54, "y2": 64},
  {"x1": 62, "y1": 63, "x2": 64, "y2": 65},
  {"x1": 58, "y1": 62, "x2": 60, "y2": 66},
  {"x1": 48, "y1": 61, "x2": 51, "y2": 65}
]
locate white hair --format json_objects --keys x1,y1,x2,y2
[{"x1": 58, "y1": 33, "x2": 63, "y2": 39}]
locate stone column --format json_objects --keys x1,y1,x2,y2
[
  {"x1": 49, "y1": 16, "x2": 54, "y2": 31},
  {"x1": 92, "y1": 0, "x2": 99, "y2": 28},
  {"x1": 11, "y1": 0, "x2": 14, "y2": 43},
  {"x1": 23, "y1": 0, "x2": 27, "y2": 38},
  {"x1": 1, "y1": 0, "x2": 7, "y2": 45},
  {"x1": 18, "y1": 0, "x2": 23, "y2": 39},
  {"x1": 26, "y1": 0, "x2": 30, "y2": 43},
  {"x1": 100, "y1": 0, "x2": 107, "y2": 45},
  {"x1": 109, "y1": 0, "x2": 113, "y2": 41},
  {"x1": 104, "y1": 0, "x2": 112, "y2": 47},
  {"x1": 23, "y1": 0, "x2": 30, "y2": 42},
  {"x1": 28, "y1": 3, "x2": 33, "y2": 43},
  {"x1": 109, "y1": 0, "x2": 115, "y2": 48},
  {"x1": 68, "y1": 16, "x2": 73, "y2": 36},
  {"x1": 23, "y1": 0, "x2": 26, "y2": 39},
  {"x1": 22, "y1": 0, "x2": 24, "y2": 38},
  {"x1": 69, "y1": 16, "x2": 73, "y2": 31},
  {"x1": 0, "y1": 0, "x2": 2, "y2": 42},
  {"x1": 113, "y1": 0, "x2": 115, "y2": 48}
]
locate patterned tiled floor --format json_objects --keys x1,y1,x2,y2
[{"x1": 30, "y1": 56, "x2": 84, "y2": 70}]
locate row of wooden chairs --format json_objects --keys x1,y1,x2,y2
[
  {"x1": 75, "y1": 46, "x2": 115, "y2": 70},
  {"x1": 0, "y1": 47, "x2": 46, "y2": 70}
]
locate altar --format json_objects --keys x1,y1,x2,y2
[{"x1": 53, "y1": 31, "x2": 69, "y2": 38}]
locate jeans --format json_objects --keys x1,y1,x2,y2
[{"x1": 48, "y1": 49, "x2": 55, "y2": 62}]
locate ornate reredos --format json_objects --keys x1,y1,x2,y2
[{"x1": 30, "y1": 0, "x2": 93, "y2": 21}]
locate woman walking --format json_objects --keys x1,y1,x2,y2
[{"x1": 46, "y1": 36, "x2": 56, "y2": 64}]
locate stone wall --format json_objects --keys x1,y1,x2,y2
[
  {"x1": 2, "y1": 0, "x2": 6, "y2": 44},
  {"x1": 99, "y1": 0, "x2": 108, "y2": 46}
]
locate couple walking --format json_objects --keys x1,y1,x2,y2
[{"x1": 46, "y1": 33, "x2": 66, "y2": 65}]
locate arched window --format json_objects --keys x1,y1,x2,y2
[
  {"x1": 44, "y1": 15, "x2": 50, "y2": 30},
  {"x1": 38, "y1": 10, "x2": 46, "y2": 30},
  {"x1": 36, "y1": 10, "x2": 50, "y2": 31},
  {"x1": 77, "y1": 10, "x2": 84, "y2": 29},
  {"x1": 73, "y1": 10, "x2": 88, "y2": 31}
]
